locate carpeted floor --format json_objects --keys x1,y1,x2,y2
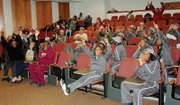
[{"x1": 0, "y1": 70, "x2": 158, "y2": 105}]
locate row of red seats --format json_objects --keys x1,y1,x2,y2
[
  {"x1": 110, "y1": 13, "x2": 180, "y2": 22},
  {"x1": 54, "y1": 42, "x2": 180, "y2": 65},
  {"x1": 48, "y1": 41, "x2": 180, "y2": 104}
]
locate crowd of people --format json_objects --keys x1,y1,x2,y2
[{"x1": 0, "y1": 1, "x2": 179, "y2": 105}]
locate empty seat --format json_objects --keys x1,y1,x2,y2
[
  {"x1": 104, "y1": 58, "x2": 139, "y2": 102},
  {"x1": 64, "y1": 53, "x2": 91, "y2": 84},
  {"x1": 169, "y1": 19, "x2": 179, "y2": 25},
  {"x1": 119, "y1": 15, "x2": 126, "y2": 22},
  {"x1": 135, "y1": 15, "x2": 143, "y2": 21},
  {"x1": 111, "y1": 16, "x2": 118, "y2": 22},
  {"x1": 172, "y1": 13, "x2": 180, "y2": 20},
  {"x1": 163, "y1": 13, "x2": 171, "y2": 20},
  {"x1": 48, "y1": 52, "x2": 72, "y2": 85}
]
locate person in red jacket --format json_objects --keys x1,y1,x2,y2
[
  {"x1": 149, "y1": 2, "x2": 165, "y2": 22},
  {"x1": 28, "y1": 40, "x2": 55, "y2": 87}
]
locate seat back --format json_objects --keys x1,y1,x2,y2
[
  {"x1": 76, "y1": 53, "x2": 91, "y2": 69},
  {"x1": 157, "y1": 20, "x2": 167, "y2": 29},
  {"x1": 104, "y1": 58, "x2": 111, "y2": 73},
  {"x1": 53, "y1": 52, "x2": 59, "y2": 64},
  {"x1": 47, "y1": 31, "x2": 53, "y2": 38},
  {"x1": 128, "y1": 37, "x2": 141, "y2": 45},
  {"x1": 125, "y1": 45, "x2": 138, "y2": 58},
  {"x1": 169, "y1": 19, "x2": 179, "y2": 25},
  {"x1": 169, "y1": 39, "x2": 177, "y2": 47},
  {"x1": 176, "y1": 66, "x2": 180, "y2": 86},
  {"x1": 163, "y1": 13, "x2": 171, "y2": 20},
  {"x1": 57, "y1": 52, "x2": 72, "y2": 67},
  {"x1": 119, "y1": 15, "x2": 126, "y2": 22},
  {"x1": 171, "y1": 47, "x2": 180, "y2": 63},
  {"x1": 39, "y1": 31, "x2": 46, "y2": 38},
  {"x1": 116, "y1": 58, "x2": 139, "y2": 78},
  {"x1": 55, "y1": 42, "x2": 67, "y2": 53},
  {"x1": 111, "y1": 16, "x2": 118, "y2": 22},
  {"x1": 135, "y1": 15, "x2": 143, "y2": 21},
  {"x1": 145, "y1": 21, "x2": 154, "y2": 27}
]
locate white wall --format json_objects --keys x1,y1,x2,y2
[
  {"x1": 70, "y1": 0, "x2": 106, "y2": 22},
  {"x1": 70, "y1": 0, "x2": 180, "y2": 21},
  {"x1": 110, "y1": 0, "x2": 180, "y2": 11},
  {"x1": 52, "y1": 2, "x2": 59, "y2": 23},
  {"x1": 3, "y1": 0, "x2": 13, "y2": 36},
  {"x1": 31, "y1": 0, "x2": 37, "y2": 29}
]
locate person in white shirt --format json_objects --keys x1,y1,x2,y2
[{"x1": 74, "y1": 27, "x2": 88, "y2": 44}]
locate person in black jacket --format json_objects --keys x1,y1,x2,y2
[{"x1": 1, "y1": 33, "x2": 24, "y2": 81}]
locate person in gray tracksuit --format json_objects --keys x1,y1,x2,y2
[
  {"x1": 61, "y1": 38, "x2": 111, "y2": 95},
  {"x1": 110, "y1": 36, "x2": 127, "y2": 72},
  {"x1": 156, "y1": 30, "x2": 174, "y2": 66},
  {"x1": 121, "y1": 47, "x2": 160, "y2": 105},
  {"x1": 133, "y1": 37, "x2": 153, "y2": 59},
  {"x1": 166, "y1": 23, "x2": 180, "y2": 49}
]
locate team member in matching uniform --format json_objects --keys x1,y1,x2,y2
[
  {"x1": 110, "y1": 36, "x2": 127, "y2": 73},
  {"x1": 121, "y1": 47, "x2": 160, "y2": 105},
  {"x1": 60, "y1": 38, "x2": 111, "y2": 95}
]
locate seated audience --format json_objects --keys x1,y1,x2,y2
[
  {"x1": 52, "y1": 30, "x2": 66, "y2": 43},
  {"x1": 125, "y1": 25, "x2": 137, "y2": 41},
  {"x1": 1, "y1": 32, "x2": 24, "y2": 81},
  {"x1": 133, "y1": 37, "x2": 152, "y2": 59},
  {"x1": 28, "y1": 40, "x2": 55, "y2": 87},
  {"x1": 60, "y1": 37, "x2": 111, "y2": 95},
  {"x1": 166, "y1": 23, "x2": 180, "y2": 49},
  {"x1": 65, "y1": 19, "x2": 75, "y2": 37},
  {"x1": 121, "y1": 47, "x2": 160, "y2": 105},
  {"x1": 78, "y1": 12, "x2": 85, "y2": 21},
  {"x1": 110, "y1": 36, "x2": 127, "y2": 73},
  {"x1": 145, "y1": 1, "x2": 155, "y2": 10},
  {"x1": 96, "y1": 25, "x2": 113, "y2": 43},
  {"x1": 154, "y1": 23, "x2": 173, "y2": 67},
  {"x1": 144, "y1": 13, "x2": 153, "y2": 23},
  {"x1": 148, "y1": 2, "x2": 165, "y2": 22},
  {"x1": 74, "y1": 27, "x2": 88, "y2": 44},
  {"x1": 84, "y1": 15, "x2": 92, "y2": 29},
  {"x1": 11, "y1": 42, "x2": 37, "y2": 83},
  {"x1": 94, "y1": 17, "x2": 103, "y2": 28}
]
